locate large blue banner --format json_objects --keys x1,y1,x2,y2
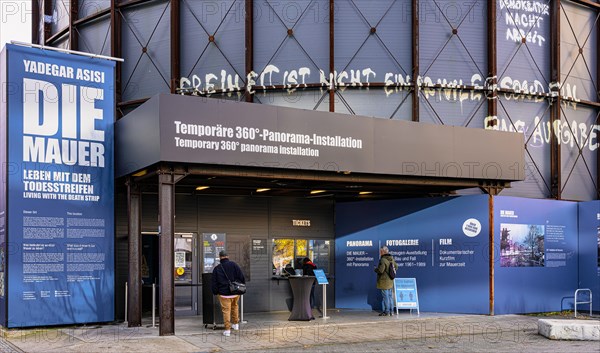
[
  {"x1": 6, "y1": 44, "x2": 115, "y2": 327},
  {"x1": 577, "y1": 201, "x2": 600, "y2": 311},
  {"x1": 0, "y1": 47, "x2": 8, "y2": 326},
  {"x1": 494, "y1": 196, "x2": 577, "y2": 314},
  {"x1": 335, "y1": 195, "x2": 490, "y2": 314}
]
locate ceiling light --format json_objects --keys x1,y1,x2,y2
[
  {"x1": 256, "y1": 188, "x2": 271, "y2": 192},
  {"x1": 310, "y1": 190, "x2": 326, "y2": 194},
  {"x1": 359, "y1": 191, "x2": 372, "y2": 195},
  {"x1": 195, "y1": 186, "x2": 210, "y2": 191},
  {"x1": 132, "y1": 169, "x2": 147, "y2": 177}
]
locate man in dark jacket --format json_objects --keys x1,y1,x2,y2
[
  {"x1": 374, "y1": 246, "x2": 397, "y2": 316},
  {"x1": 212, "y1": 250, "x2": 245, "y2": 336}
]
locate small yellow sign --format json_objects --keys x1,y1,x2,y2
[{"x1": 176, "y1": 267, "x2": 185, "y2": 276}]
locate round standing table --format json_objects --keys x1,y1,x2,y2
[{"x1": 287, "y1": 276, "x2": 315, "y2": 321}]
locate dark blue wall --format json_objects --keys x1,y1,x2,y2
[
  {"x1": 493, "y1": 196, "x2": 578, "y2": 314},
  {"x1": 335, "y1": 195, "x2": 490, "y2": 314},
  {"x1": 577, "y1": 201, "x2": 600, "y2": 312}
]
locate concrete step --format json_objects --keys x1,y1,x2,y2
[{"x1": 538, "y1": 318, "x2": 600, "y2": 340}]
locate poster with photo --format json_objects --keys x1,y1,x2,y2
[{"x1": 500, "y1": 223, "x2": 545, "y2": 267}]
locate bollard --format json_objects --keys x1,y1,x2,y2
[
  {"x1": 152, "y1": 283, "x2": 157, "y2": 328},
  {"x1": 241, "y1": 295, "x2": 247, "y2": 323},
  {"x1": 124, "y1": 282, "x2": 128, "y2": 324}
]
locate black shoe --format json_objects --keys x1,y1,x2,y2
[
  {"x1": 388, "y1": 312, "x2": 394, "y2": 316},
  {"x1": 378, "y1": 312, "x2": 388, "y2": 316}
]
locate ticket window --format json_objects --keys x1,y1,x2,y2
[{"x1": 272, "y1": 239, "x2": 331, "y2": 276}]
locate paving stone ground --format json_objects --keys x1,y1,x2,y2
[{"x1": 2, "y1": 311, "x2": 599, "y2": 353}]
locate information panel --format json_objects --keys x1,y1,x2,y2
[
  {"x1": 494, "y1": 196, "x2": 577, "y2": 314},
  {"x1": 203, "y1": 233, "x2": 226, "y2": 273},
  {"x1": 313, "y1": 269, "x2": 328, "y2": 285},
  {"x1": 335, "y1": 195, "x2": 490, "y2": 314},
  {"x1": 394, "y1": 278, "x2": 418, "y2": 310},
  {"x1": 5, "y1": 44, "x2": 115, "y2": 327}
]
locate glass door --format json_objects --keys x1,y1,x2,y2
[{"x1": 174, "y1": 233, "x2": 198, "y2": 315}]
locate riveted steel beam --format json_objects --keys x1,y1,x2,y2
[
  {"x1": 330, "y1": 0, "x2": 335, "y2": 112},
  {"x1": 171, "y1": 0, "x2": 180, "y2": 94},
  {"x1": 412, "y1": 0, "x2": 419, "y2": 122},
  {"x1": 245, "y1": 0, "x2": 254, "y2": 103},
  {"x1": 70, "y1": 0, "x2": 79, "y2": 50},
  {"x1": 550, "y1": 0, "x2": 561, "y2": 199},
  {"x1": 127, "y1": 178, "x2": 142, "y2": 327},
  {"x1": 158, "y1": 166, "x2": 176, "y2": 336}
]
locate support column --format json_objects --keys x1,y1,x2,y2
[
  {"x1": 111, "y1": 0, "x2": 123, "y2": 118},
  {"x1": 69, "y1": 0, "x2": 79, "y2": 50},
  {"x1": 597, "y1": 6, "x2": 600, "y2": 198},
  {"x1": 329, "y1": 0, "x2": 335, "y2": 112},
  {"x1": 170, "y1": 0, "x2": 180, "y2": 94},
  {"x1": 550, "y1": 0, "x2": 561, "y2": 199},
  {"x1": 158, "y1": 169, "x2": 175, "y2": 336},
  {"x1": 487, "y1": 0, "x2": 497, "y2": 126},
  {"x1": 127, "y1": 178, "x2": 142, "y2": 327},
  {"x1": 245, "y1": 0, "x2": 254, "y2": 103},
  {"x1": 412, "y1": 0, "x2": 419, "y2": 121},
  {"x1": 488, "y1": 194, "x2": 495, "y2": 316},
  {"x1": 44, "y1": 0, "x2": 52, "y2": 45},
  {"x1": 32, "y1": 0, "x2": 40, "y2": 44}
]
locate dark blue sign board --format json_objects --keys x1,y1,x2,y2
[
  {"x1": 493, "y1": 196, "x2": 578, "y2": 314},
  {"x1": 2, "y1": 44, "x2": 115, "y2": 327},
  {"x1": 335, "y1": 195, "x2": 490, "y2": 314},
  {"x1": 394, "y1": 278, "x2": 419, "y2": 312},
  {"x1": 313, "y1": 269, "x2": 328, "y2": 285}
]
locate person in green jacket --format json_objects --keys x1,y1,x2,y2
[{"x1": 374, "y1": 246, "x2": 397, "y2": 316}]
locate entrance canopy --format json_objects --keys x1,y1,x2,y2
[{"x1": 115, "y1": 94, "x2": 524, "y2": 197}]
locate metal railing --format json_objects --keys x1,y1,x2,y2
[{"x1": 574, "y1": 288, "x2": 592, "y2": 318}]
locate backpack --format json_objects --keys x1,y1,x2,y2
[{"x1": 388, "y1": 259, "x2": 396, "y2": 280}]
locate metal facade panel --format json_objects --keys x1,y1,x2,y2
[
  {"x1": 419, "y1": 90, "x2": 487, "y2": 127},
  {"x1": 253, "y1": 0, "x2": 329, "y2": 85},
  {"x1": 50, "y1": 0, "x2": 71, "y2": 35},
  {"x1": 78, "y1": 16, "x2": 111, "y2": 56},
  {"x1": 560, "y1": 105, "x2": 598, "y2": 201},
  {"x1": 336, "y1": 89, "x2": 413, "y2": 120},
  {"x1": 180, "y1": 0, "x2": 245, "y2": 90},
  {"x1": 495, "y1": 98, "x2": 551, "y2": 199},
  {"x1": 258, "y1": 90, "x2": 330, "y2": 111},
  {"x1": 121, "y1": 1, "x2": 171, "y2": 101},
  {"x1": 497, "y1": 0, "x2": 550, "y2": 91},
  {"x1": 561, "y1": 1, "x2": 597, "y2": 103},
  {"x1": 334, "y1": 0, "x2": 412, "y2": 78},
  {"x1": 419, "y1": 1, "x2": 487, "y2": 84},
  {"x1": 79, "y1": 0, "x2": 110, "y2": 19}
]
